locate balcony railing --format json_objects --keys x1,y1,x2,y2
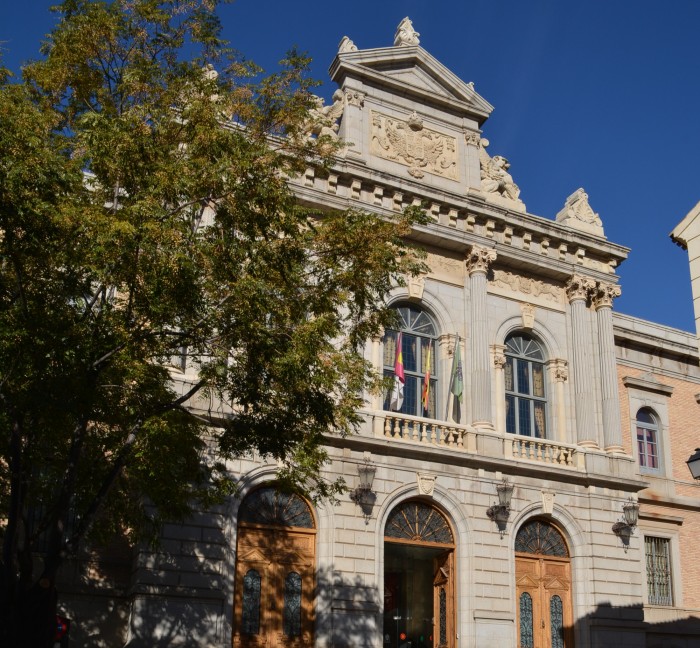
[{"x1": 369, "y1": 411, "x2": 584, "y2": 471}]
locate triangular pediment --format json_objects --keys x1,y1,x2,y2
[
  {"x1": 516, "y1": 574, "x2": 539, "y2": 588},
  {"x1": 330, "y1": 46, "x2": 493, "y2": 123}
]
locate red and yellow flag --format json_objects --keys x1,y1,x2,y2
[{"x1": 422, "y1": 340, "x2": 432, "y2": 414}]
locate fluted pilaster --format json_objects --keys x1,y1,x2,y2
[
  {"x1": 467, "y1": 246, "x2": 497, "y2": 428},
  {"x1": 594, "y1": 282, "x2": 624, "y2": 452},
  {"x1": 566, "y1": 274, "x2": 598, "y2": 447}
]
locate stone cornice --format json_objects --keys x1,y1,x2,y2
[
  {"x1": 622, "y1": 375, "x2": 675, "y2": 396},
  {"x1": 290, "y1": 163, "x2": 629, "y2": 279}
]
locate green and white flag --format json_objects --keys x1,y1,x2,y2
[{"x1": 450, "y1": 334, "x2": 464, "y2": 399}]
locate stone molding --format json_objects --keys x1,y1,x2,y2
[
  {"x1": 416, "y1": 472, "x2": 435, "y2": 496},
  {"x1": 394, "y1": 17, "x2": 420, "y2": 46},
  {"x1": 466, "y1": 245, "x2": 497, "y2": 275},
  {"x1": 520, "y1": 303, "x2": 535, "y2": 330},
  {"x1": 547, "y1": 358, "x2": 569, "y2": 382}
]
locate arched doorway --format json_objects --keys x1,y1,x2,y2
[
  {"x1": 233, "y1": 487, "x2": 316, "y2": 647},
  {"x1": 515, "y1": 519, "x2": 573, "y2": 648},
  {"x1": 383, "y1": 500, "x2": 455, "y2": 648}
]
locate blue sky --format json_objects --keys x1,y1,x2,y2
[{"x1": 2, "y1": 1, "x2": 700, "y2": 333}]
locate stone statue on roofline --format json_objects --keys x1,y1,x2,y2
[
  {"x1": 555, "y1": 188, "x2": 605, "y2": 237},
  {"x1": 394, "y1": 17, "x2": 420, "y2": 46},
  {"x1": 305, "y1": 89, "x2": 345, "y2": 140},
  {"x1": 478, "y1": 139, "x2": 523, "y2": 207}
]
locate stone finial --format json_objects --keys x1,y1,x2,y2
[
  {"x1": 478, "y1": 139, "x2": 524, "y2": 209},
  {"x1": 466, "y1": 245, "x2": 497, "y2": 275},
  {"x1": 394, "y1": 17, "x2": 420, "y2": 46},
  {"x1": 593, "y1": 282, "x2": 622, "y2": 309},
  {"x1": 556, "y1": 188, "x2": 605, "y2": 237},
  {"x1": 565, "y1": 274, "x2": 596, "y2": 303},
  {"x1": 338, "y1": 36, "x2": 358, "y2": 53}
]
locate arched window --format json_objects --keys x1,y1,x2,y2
[
  {"x1": 636, "y1": 408, "x2": 660, "y2": 472},
  {"x1": 505, "y1": 333, "x2": 547, "y2": 437},
  {"x1": 383, "y1": 305, "x2": 438, "y2": 418}
]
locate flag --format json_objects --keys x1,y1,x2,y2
[
  {"x1": 450, "y1": 335, "x2": 463, "y2": 399},
  {"x1": 389, "y1": 331, "x2": 404, "y2": 411},
  {"x1": 422, "y1": 340, "x2": 432, "y2": 414}
]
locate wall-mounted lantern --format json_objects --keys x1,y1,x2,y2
[
  {"x1": 487, "y1": 478, "x2": 514, "y2": 537},
  {"x1": 686, "y1": 448, "x2": 700, "y2": 480},
  {"x1": 350, "y1": 459, "x2": 377, "y2": 523},
  {"x1": 612, "y1": 498, "x2": 640, "y2": 551}
]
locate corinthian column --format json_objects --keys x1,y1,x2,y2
[
  {"x1": 594, "y1": 282, "x2": 624, "y2": 452},
  {"x1": 467, "y1": 245, "x2": 497, "y2": 429},
  {"x1": 566, "y1": 274, "x2": 598, "y2": 447}
]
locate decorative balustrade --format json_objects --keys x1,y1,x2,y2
[
  {"x1": 382, "y1": 413, "x2": 469, "y2": 449},
  {"x1": 508, "y1": 436, "x2": 576, "y2": 467},
  {"x1": 371, "y1": 412, "x2": 582, "y2": 471}
]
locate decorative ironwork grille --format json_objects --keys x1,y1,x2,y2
[
  {"x1": 550, "y1": 595, "x2": 564, "y2": 648},
  {"x1": 439, "y1": 587, "x2": 447, "y2": 646},
  {"x1": 515, "y1": 520, "x2": 569, "y2": 557},
  {"x1": 519, "y1": 592, "x2": 534, "y2": 648},
  {"x1": 645, "y1": 536, "x2": 673, "y2": 605},
  {"x1": 241, "y1": 569, "x2": 261, "y2": 635},
  {"x1": 384, "y1": 501, "x2": 454, "y2": 544},
  {"x1": 239, "y1": 487, "x2": 314, "y2": 529},
  {"x1": 283, "y1": 572, "x2": 302, "y2": 637}
]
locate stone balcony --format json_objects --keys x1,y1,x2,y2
[{"x1": 343, "y1": 409, "x2": 644, "y2": 490}]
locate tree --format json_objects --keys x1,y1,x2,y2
[{"x1": 0, "y1": 2, "x2": 426, "y2": 645}]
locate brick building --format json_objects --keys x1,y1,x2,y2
[{"x1": 61, "y1": 18, "x2": 700, "y2": 648}]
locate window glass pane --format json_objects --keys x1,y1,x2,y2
[
  {"x1": 403, "y1": 334, "x2": 417, "y2": 372},
  {"x1": 518, "y1": 398, "x2": 532, "y2": 436},
  {"x1": 534, "y1": 402, "x2": 546, "y2": 439},
  {"x1": 532, "y1": 363, "x2": 544, "y2": 397},
  {"x1": 637, "y1": 409, "x2": 655, "y2": 425},
  {"x1": 241, "y1": 569, "x2": 261, "y2": 635},
  {"x1": 404, "y1": 376, "x2": 418, "y2": 415},
  {"x1": 383, "y1": 330, "x2": 397, "y2": 368},
  {"x1": 646, "y1": 430, "x2": 658, "y2": 468},
  {"x1": 505, "y1": 356, "x2": 514, "y2": 391},
  {"x1": 283, "y1": 572, "x2": 302, "y2": 637},
  {"x1": 516, "y1": 359, "x2": 530, "y2": 395},
  {"x1": 506, "y1": 395, "x2": 516, "y2": 434}
]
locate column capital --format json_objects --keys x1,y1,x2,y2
[
  {"x1": 491, "y1": 344, "x2": 507, "y2": 369},
  {"x1": 547, "y1": 358, "x2": 569, "y2": 382},
  {"x1": 466, "y1": 245, "x2": 497, "y2": 275},
  {"x1": 593, "y1": 282, "x2": 622, "y2": 310},
  {"x1": 565, "y1": 274, "x2": 596, "y2": 303}
]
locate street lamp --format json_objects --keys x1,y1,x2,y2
[
  {"x1": 686, "y1": 448, "x2": 700, "y2": 480},
  {"x1": 487, "y1": 478, "x2": 514, "y2": 537},
  {"x1": 350, "y1": 458, "x2": 377, "y2": 522}
]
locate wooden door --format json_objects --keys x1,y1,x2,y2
[
  {"x1": 433, "y1": 551, "x2": 455, "y2": 648},
  {"x1": 515, "y1": 555, "x2": 573, "y2": 648},
  {"x1": 234, "y1": 526, "x2": 315, "y2": 647}
]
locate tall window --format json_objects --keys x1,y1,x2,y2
[
  {"x1": 645, "y1": 536, "x2": 673, "y2": 605},
  {"x1": 505, "y1": 333, "x2": 547, "y2": 437},
  {"x1": 383, "y1": 305, "x2": 438, "y2": 418},
  {"x1": 636, "y1": 408, "x2": 660, "y2": 472}
]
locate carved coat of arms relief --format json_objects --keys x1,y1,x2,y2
[{"x1": 370, "y1": 110, "x2": 457, "y2": 180}]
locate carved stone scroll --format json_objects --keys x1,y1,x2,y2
[{"x1": 371, "y1": 110, "x2": 457, "y2": 180}]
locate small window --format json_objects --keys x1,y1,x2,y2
[
  {"x1": 383, "y1": 305, "x2": 438, "y2": 418},
  {"x1": 645, "y1": 536, "x2": 673, "y2": 606},
  {"x1": 636, "y1": 408, "x2": 660, "y2": 473},
  {"x1": 505, "y1": 334, "x2": 547, "y2": 437}
]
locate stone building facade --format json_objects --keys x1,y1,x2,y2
[{"x1": 61, "y1": 19, "x2": 700, "y2": 648}]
